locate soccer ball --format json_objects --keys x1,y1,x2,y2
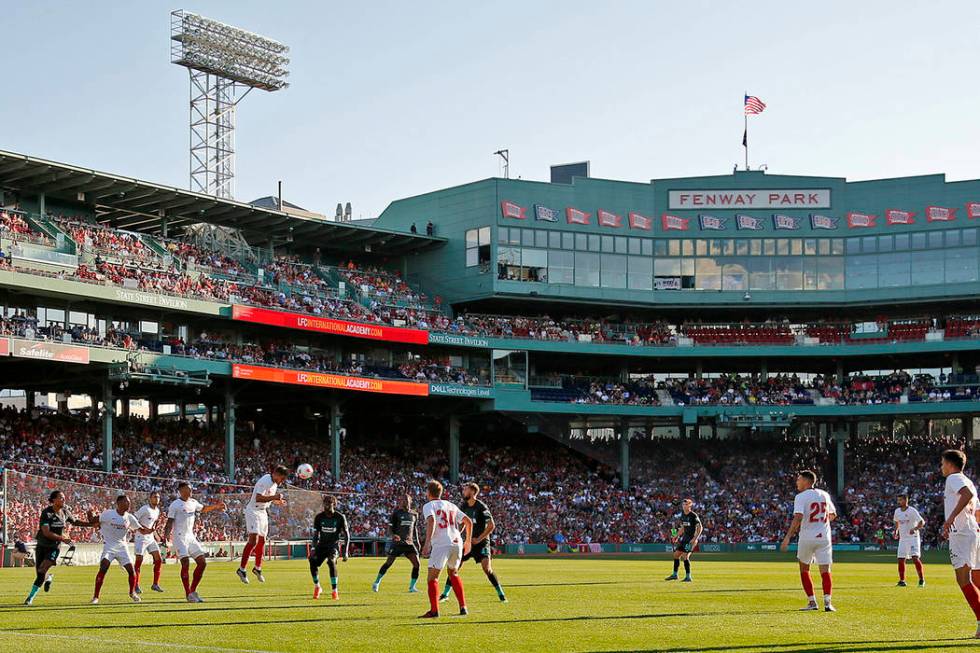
[{"x1": 296, "y1": 463, "x2": 314, "y2": 480}]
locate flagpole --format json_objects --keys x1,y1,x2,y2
[{"x1": 744, "y1": 111, "x2": 748, "y2": 171}]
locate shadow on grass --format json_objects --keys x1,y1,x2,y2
[
  {"x1": 0, "y1": 614, "x2": 379, "y2": 631},
  {"x1": 590, "y1": 638, "x2": 977, "y2": 653},
  {"x1": 417, "y1": 609, "x2": 790, "y2": 626}
]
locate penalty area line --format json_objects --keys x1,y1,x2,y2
[{"x1": 0, "y1": 631, "x2": 280, "y2": 653}]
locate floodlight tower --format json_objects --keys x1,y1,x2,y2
[{"x1": 170, "y1": 10, "x2": 290, "y2": 199}]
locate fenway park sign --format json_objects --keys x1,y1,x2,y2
[{"x1": 668, "y1": 189, "x2": 831, "y2": 210}]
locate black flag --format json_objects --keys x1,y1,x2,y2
[{"x1": 742, "y1": 128, "x2": 747, "y2": 147}]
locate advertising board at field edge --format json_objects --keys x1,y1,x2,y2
[
  {"x1": 232, "y1": 363, "x2": 430, "y2": 397},
  {"x1": 231, "y1": 305, "x2": 429, "y2": 345}
]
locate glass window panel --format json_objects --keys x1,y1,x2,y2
[
  {"x1": 682, "y1": 239, "x2": 695, "y2": 256},
  {"x1": 681, "y1": 259, "x2": 695, "y2": 276},
  {"x1": 522, "y1": 229, "x2": 535, "y2": 246},
  {"x1": 804, "y1": 239, "x2": 817, "y2": 255},
  {"x1": 831, "y1": 238, "x2": 845, "y2": 255},
  {"x1": 588, "y1": 234, "x2": 601, "y2": 252},
  {"x1": 749, "y1": 239, "x2": 763, "y2": 256},
  {"x1": 722, "y1": 239, "x2": 736, "y2": 255},
  {"x1": 763, "y1": 238, "x2": 776, "y2": 255},
  {"x1": 803, "y1": 258, "x2": 819, "y2": 290},
  {"x1": 774, "y1": 256, "x2": 803, "y2": 290},
  {"x1": 862, "y1": 236, "x2": 877, "y2": 253},
  {"x1": 654, "y1": 258, "x2": 681, "y2": 276},
  {"x1": 601, "y1": 235, "x2": 615, "y2": 252},
  {"x1": 574, "y1": 252, "x2": 600, "y2": 287},
  {"x1": 946, "y1": 229, "x2": 961, "y2": 248},
  {"x1": 695, "y1": 258, "x2": 721, "y2": 290},
  {"x1": 721, "y1": 258, "x2": 748, "y2": 290},
  {"x1": 790, "y1": 239, "x2": 803, "y2": 256},
  {"x1": 548, "y1": 231, "x2": 561, "y2": 249},
  {"x1": 615, "y1": 236, "x2": 629, "y2": 254},
  {"x1": 877, "y1": 251, "x2": 910, "y2": 288},
  {"x1": 911, "y1": 233, "x2": 927, "y2": 249},
  {"x1": 535, "y1": 230, "x2": 548, "y2": 248},
  {"x1": 928, "y1": 231, "x2": 944, "y2": 249},
  {"x1": 466, "y1": 229, "x2": 479, "y2": 248},
  {"x1": 497, "y1": 228, "x2": 508, "y2": 244},
  {"x1": 709, "y1": 239, "x2": 723, "y2": 256},
  {"x1": 845, "y1": 255, "x2": 878, "y2": 289},
  {"x1": 627, "y1": 256, "x2": 653, "y2": 290},
  {"x1": 522, "y1": 248, "x2": 547, "y2": 267},
  {"x1": 964, "y1": 228, "x2": 978, "y2": 247},
  {"x1": 735, "y1": 239, "x2": 749, "y2": 256},
  {"x1": 654, "y1": 240, "x2": 668, "y2": 256},
  {"x1": 846, "y1": 238, "x2": 861, "y2": 254},
  {"x1": 668, "y1": 240, "x2": 681, "y2": 256},
  {"x1": 497, "y1": 246, "x2": 520, "y2": 265},
  {"x1": 478, "y1": 226, "x2": 491, "y2": 245},
  {"x1": 748, "y1": 257, "x2": 773, "y2": 290},
  {"x1": 695, "y1": 239, "x2": 708, "y2": 256},
  {"x1": 569, "y1": 233, "x2": 581, "y2": 250},
  {"x1": 548, "y1": 250, "x2": 575, "y2": 284},
  {"x1": 878, "y1": 235, "x2": 893, "y2": 253},
  {"x1": 466, "y1": 248, "x2": 478, "y2": 267},
  {"x1": 894, "y1": 233, "x2": 909, "y2": 250},
  {"x1": 910, "y1": 250, "x2": 942, "y2": 285},
  {"x1": 628, "y1": 238, "x2": 641, "y2": 255},
  {"x1": 777, "y1": 239, "x2": 790, "y2": 255},
  {"x1": 817, "y1": 239, "x2": 830, "y2": 255},
  {"x1": 818, "y1": 257, "x2": 844, "y2": 290},
  {"x1": 641, "y1": 239, "x2": 653, "y2": 256},
  {"x1": 946, "y1": 247, "x2": 978, "y2": 284},
  {"x1": 600, "y1": 254, "x2": 627, "y2": 288}
]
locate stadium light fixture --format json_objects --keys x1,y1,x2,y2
[{"x1": 170, "y1": 10, "x2": 290, "y2": 199}]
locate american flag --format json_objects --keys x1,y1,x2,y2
[{"x1": 744, "y1": 95, "x2": 766, "y2": 115}]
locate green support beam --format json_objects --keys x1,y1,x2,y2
[
  {"x1": 102, "y1": 379, "x2": 113, "y2": 473},
  {"x1": 331, "y1": 402, "x2": 342, "y2": 481},
  {"x1": 225, "y1": 386, "x2": 236, "y2": 480},
  {"x1": 619, "y1": 423, "x2": 630, "y2": 490},
  {"x1": 449, "y1": 416, "x2": 460, "y2": 483}
]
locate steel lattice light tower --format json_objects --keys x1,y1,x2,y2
[{"x1": 170, "y1": 10, "x2": 290, "y2": 199}]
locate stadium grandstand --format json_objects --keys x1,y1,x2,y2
[{"x1": 3, "y1": 148, "x2": 980, "y2": 563}]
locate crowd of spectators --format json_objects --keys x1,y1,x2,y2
[{"x1": 56, "y1": 219, "x2": 158, "y2": 264}]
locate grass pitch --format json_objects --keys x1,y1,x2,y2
[{"x1": 0, "y1": 552, "x2": 977, "y2": 652}]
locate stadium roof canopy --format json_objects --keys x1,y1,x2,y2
[{"x1": 0, "y1": 149, "x2": 444, "y2": 255}]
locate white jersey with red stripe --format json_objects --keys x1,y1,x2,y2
[{"x1": 422, "y1": 499, "x2": 464, "y2": 547}]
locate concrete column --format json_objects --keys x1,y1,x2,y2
[
  {"x1": 121, "y1": 399, "x2": 131, "y2": 420},
  {"x1": 179, "y1": 400, "x2": 187, "y2": 420},
  {"x1": 24, "y1": 390, "x2": 34, "y2": 410},
  {"x1": 38, "y1": 192, "x2": 45, "y2": 217},
  {"x1": 102, "y1": 380, "x2": 113, "y2": 473},
  {"x1": 205, "y1": 404, "x2": 213, "y2": 428},
  {"x1": 148, "y1": 400, "x2": 158, "y2": 420},
  {"x1": 951, "y1": 352, "x2": 960, "y2": 375},
  {"x1": 695, "y1": 361, "x2": 703, "y2": 380},
  {"x1": 836, "y1": 361, "x2": 845, "y2": 384},
  {"x1": 224, "y1": 387, "x2": 236, "y2": 480},
  {"x1": 57, "y1": 393, "x2": 70, "y2": 415},
  {"x1": 963, "y1": 416, "x2": 974, "y2": 441},
  {"x1": 449, "y1": 415, "x2": 460, "y2": 483},
  {"x1": 330, "y1": 402, "x2": 343, "y2": 480},
  {"x1": 160, "y1": 216, "x2": 169, "y2": 239},
  {"x1": 619, "y1": 423, "x2": 630, "y2": 490},
  {"x1": 760, "y1": 360, "x2": 768, "y2": 377}
]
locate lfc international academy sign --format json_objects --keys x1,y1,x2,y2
[
  {"x1": 232, "y1": 364, "x2": 430, "y2": 397},
  {"x1": 231, "y1": 305, "x2": 429, "y2": 345}
]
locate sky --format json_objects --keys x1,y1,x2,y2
[{"x1": 3, "y1": 1, "x2": 980, "y2": 219}]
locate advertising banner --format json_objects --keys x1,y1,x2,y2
[
  {"x1": 231, "y1": 305, "x2": 429, "y2": 345},
  {"x1": 10, "y1": 338, "x2": 90, "y2": 364},
  {"x1": 0, "y1": 337, "x2": 8, "y2": 356},
  {"x1": 232, "y1": 364, "x2": 430, "y2": 397}
]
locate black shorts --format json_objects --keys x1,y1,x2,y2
[
  {"x1": 35, "y1": 545, "x2": 60, "y2": 568},
  {"x1": 310, "y1": 544, "x2": 340, "y2": 566},
  {"x1": 388, "y1": 542, "x2": 418, "y2": 558},
  {"x1": 462, "y1": 541, "x2": 490, "y2": 564},
  {"x1": 674, "y1": 540, "x2": 693, "y2": 554}
]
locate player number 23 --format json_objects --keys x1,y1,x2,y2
[{"x1": 808, "y1": 501, "x2": 828, "y2": 523}]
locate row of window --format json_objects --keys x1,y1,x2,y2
[
  {"x1": 497, "y1": 226, "x2": 980, "y2": 257},
  {"x1": 497, "y1": 247, "x2": 980, "y2": 291}
]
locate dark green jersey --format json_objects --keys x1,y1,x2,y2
[
  {"x1": 312, "y1": 511, "x2": 348, "y2": 548},
  {"x1": 36, "y1": 506, "x2": 78, "y2": 547},
  {"x1": 390, "y1": 509, "x2": 418, "y2": 545},
  {"x1": 679, "y1": 511, "x2": 701, "y2": 541},
  {"x1": 461, "y1": 499, "x2": 493, "y2": 543}
]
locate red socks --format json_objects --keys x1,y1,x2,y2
[
  {"x1": 820, "y1": 572, "x2": 832, "y2": 597},
  {"x1": 959, "y1": 582, "x2": 980, "y2": 619},
  {"x1": 913, "y1": 558, "x2": 924, "y2": 581},
  {"x1": 93, "y1": 571, "x2": 106, "y2": 599},
  {"x1": 427, "y1": 580, "x2": 439, "y2": 613},
  {"x1": 190, "y1": 563, "x2": 205, "y2": 593},
  {"x1": 800, "y1": 570, "x2": 815, "y2": 598},
  {"x1": 134, "y1": 557, "x2": 142, "y2": 586},
  {"x1": 254, "y1": 536, "x2": 266, "y2": 569},
  {"x1": 240, "y1": 541, "x2": 254, "y2": 569},
  {"x1": 449, "y1": 574, "x2": 466, "y2": 608},
  {"x1": 180, "y1": 565, "x2": 191, "y2": 595},
  {"x1": 128, "y1": 570, "x2": 137, "y2": 594},
  {"x1": 153, "y1": 558, "x2": 162, "y2": 585},
  {"x1": 898, "y1": 559, "x2": 906, "y2": 581}
]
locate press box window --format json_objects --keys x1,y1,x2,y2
[{"x1": 465, "y1": 226, "x2": 491, "y2": 268}]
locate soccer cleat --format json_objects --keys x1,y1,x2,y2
[
  {"x1": 252, "y1": 567, "x2": 265, "y2": 583},
  {"x1": 408, "y1": 586, "x2": 419, "y2": 593},
  {"x1": 313, "y1": 584, "x2": 322, "y2": 600},
  {"x1": 664, "y1": 574, "x2": 678, "y2": 581},
  {"x1": 824, "y1": 603, "x2": 836, "y2": 612},
  {"x1": 499, "y1": 594, "x2": 508, "y2": 603},
  {"x1": 43, "y1": 575, "x2": 53, "y2": 592},
  {"x1": 90, "y1": 598, "x2": 100, "y2": 605},
  {"x1": 896, "y1": 580, "x2": 907, "y2": 587},
  {"x1": 151, "y1": 584, "x2": 164, "y2": 593},
  {"x1": 372, "y1": 582, "x2": 380, "y2": 593},
  {"x1": 331, "y1": 589, "x2": 339, "y2": 601},
  {"x1": 130, "y1": 593, "x2": 142, "y2": 603},
  {"x1": 682, "y1": 576, "x2": 693, "y2": 583},
  {"x1": 459, "y1": 607, "x2": 469, "y2": 616},
  {"x1": 918, "y1": 579, "x2": 925, "y2": 587},
  {"x1": 135, "y1": 584, "x2": 143, "y2": 595},
  {"x1": 186, "y1": 592, "x2": 202, "y2": 603},
  {"x1": 236, "y1": 568, "x2": 249, "y2": 584},
  {"x1": 23, "y1": 597, "x2": 34, "y2": 606},
  {"x1": 800, "y1": 602, "x2": 819, "y2": 611},
  {"x1": 438, "y1": 593, "x2": 450, "y2": 603},
  {"x1": 418, "y1": 610, "x2": 439, "y2": 618}
]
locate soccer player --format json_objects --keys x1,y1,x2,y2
[
  {"x1": 419, "y1": 479, "x2": 473, "y2": 619},
  {"x1": 439, "y1": 482, "x2": 507, "y2": 602},
  {"x1": 134, "y1": 490, "x2": 165, "y2": 594},
  {"x1": 90, "y1": 494, "x2": 156, "y2": 604},
  {"x1": 373, "y1": 493, "x2": 421, "y2": 593},
  {"x1": 893, "y1": 493, "x2": 925, "y2": 587},
  {"x1": 781, "y1": 469, "x2": 837, "y2": 612},
  {"x1": 309, "y1": 495, "x2": 350, "y2": 600},
  {"x1": 664, "y1": 498, "x2": 702, "y2": 582},
  {"x1": 24, "y1": 490, "x2": 93, "y2": 606},
  {"x1": 939, "y1": 449, "x2": 980, "y2": 639},
  {"x1": 237, "y1": 465, "x2": 288, "y2": 585},
  {"x1": 163, "y1": 482, "x2": 226, "y2": 603}
]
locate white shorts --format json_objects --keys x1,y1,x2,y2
[
  {"x1": 101, "y1": 542, "x2": 134, "y2": 567},
  {"x1": 948, "y1": 531, "x2": 980, "y2": 570},
  {"x1": 134, "y1": 534, "x2": 160, "y2": 556},
  {"x1": 245, "y1": 508, "x2": 269, "y2": 537},
  {"x1": 173, "y1": 535, "x2": 206, "y2": 560},
  {"x1": 428, "y1": 542, "x2": 463, "y2": 570},
  {"x1": 897, "y1": 538, "x2": 921, "y2": 559},
  {"x1": 797, "y1": 538, "x2": 833, "y2": 566}
]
